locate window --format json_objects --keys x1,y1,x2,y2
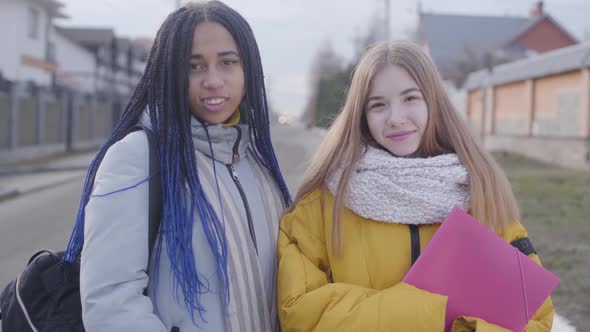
[
  {"x1": 47, "y1": 42, "x2": 56, "y2": 62},
  {"x1": 28, "y1": 7, "x2": 40, "y2": 40}
]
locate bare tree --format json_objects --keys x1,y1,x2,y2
[
  {"x1": 302, "y1": 41, "x2": 344, "y2": 127},
  {"x1": 454, "y1": 45, "x2": 524, "y2": 87}
]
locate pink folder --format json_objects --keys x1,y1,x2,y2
[{"x1": 402, "y1": 206, "x2": 559, "y2": 332}]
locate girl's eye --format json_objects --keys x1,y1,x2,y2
[
  {"x1": 405, "y1": 95, "x2": 420, "y2": 102},
  {"x1": 190, "y1": 63, "x2": 205, "y2": 71},
  {"x1": 223, "y1": 59, "x2": 239, "y2": 66},
  {"x1": 369, "y1": 103, "x2": 385, "y2": 110}
]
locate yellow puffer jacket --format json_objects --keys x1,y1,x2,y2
[{"x1": 277, "y1": 189, "x2": 554, "y2": 332}]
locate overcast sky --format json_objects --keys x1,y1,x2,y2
[{"x1": 56, "y1": 0, "x2": 590, "y2": 117}]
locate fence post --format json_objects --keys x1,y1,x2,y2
[
  {"x1": 9, "y1": 83, "x2": 21, "y2": 150},
  {"x1": 65, "y1": 89, "x2": 74, "y2": 152},
  {"x1": 37, "y1": 87, "x2": 47, "y2": 146},
  {"x1": 58, "y1": 87, "x2": 67, "y2": 146},
  {"x1": 90, "y1": 94, "x2": 97, "y2": 140}
]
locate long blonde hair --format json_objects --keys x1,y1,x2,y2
[{"x1": 291, "y1": 41, "x2": 520, "y2": 254}]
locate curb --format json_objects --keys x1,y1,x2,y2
[
  {"x1": 0, "y1": 166, "x2": 88, "y2": 177},
  {"x1": 0, "y1": 174, "x2": 85, "y2": 203},
  {"x1": 0, "y1": 189, "x2": 19, "y2": 202}
]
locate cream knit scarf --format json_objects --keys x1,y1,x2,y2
[{"x1": 326, "y1": 146, "x2": 471, "y2": 224}]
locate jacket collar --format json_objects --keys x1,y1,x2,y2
[
  {"x1": 190, "y1": 116, "x2": 250, "y2": 165},
  {"x1": 139, "y1": 110, "x2": 250, "y2": 165}
]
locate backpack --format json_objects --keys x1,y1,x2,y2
[{"x1": 0, "y1": 126, "x2": 162, "y2": 332}]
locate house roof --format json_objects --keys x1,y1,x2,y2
[
  {"x1": 419, "y1": 12, "x2": 529, "y2": 78},
  {"x1": 56, "y1": 27, "x2": 116, "y2": 46},
  {"x1": 506, "y1": 14, "x2": 578, "y2": 47},
  {"x1": 115, "y1": 37, "x2": 131, "y2": 51},
  {"x1": 56, "y1": 27, "x2": 151, "y2": 62},
  {"x1": 420, "y1": 10, "x2": 578, "y2": 82},
  {"x1": 131, "y1": 37, "x2": 153, "y2": 58},
  {"x1": 464, "y1": 41, "x2": 590, "y2": 91},
  {"x1": 463, "y1": 69, "x2": 491, "y2": 91},
  {"x1": 35, "y1": 0, "x2": 68, "y2": 19}
]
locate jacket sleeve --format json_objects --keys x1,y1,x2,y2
[
  {"x1": 277, "y1": 195, "x2": 448, "y2": 332},
  {"x1": 451, "y1": 221, "x2": 554, "y2": 332},
  {"x1": 80, "y1": 131, "x2": 167, "y2": 332}
]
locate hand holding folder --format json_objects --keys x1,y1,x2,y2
[{"x1": 402, "y1": 207, "x2": 559, "y2": 332}]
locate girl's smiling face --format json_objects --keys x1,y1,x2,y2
[
  {"x1": 188, "y1": 22, "x2": 245, "y2": 124},
  {"x1": 365, "y1": 65, "x2": 428, "y2": 157}
]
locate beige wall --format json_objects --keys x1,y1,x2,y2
[
  {"x1": 484, "y1": 87, "x2": 495, "y2": 135},
  {"x1": 467, "y1": 69, "x2": 590, "y2": 138},
  {"x1": 465, "y1": 68, "x2": 590, "y2": 170},
  {"x1": 494, "y1": 81, "x2": 528, "y2": 135},
  {"x1": 582, "y1": 68, "x2": 590, "y2": 137},
  {"x1": 467, "y1": 90, "x2": 484, "y2": 135},
  {"x1": 533, "y1": 70, "x2": 585, "y2": 137}
]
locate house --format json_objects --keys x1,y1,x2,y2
[
  {"x1": 464, "y1": 42, "x2": 590, "y2": 170},
  {"x1": 55, "y1": 27, "x2": 150, "y2": 127},
  {"x1": 418, "y1": 1, "x2": 578, "y2": 86},
  {"x1": 0, "y1": 0, "x2": 150, "y2": 162},
  {"x1": 52, "y1": 27, "x2": 97, "y2": 93},
  {"x1": 56, "y1": 28, "x2": 149, "y2": 96},
  {"x1": 0, "y1": 0, "x2": 67, "y2": 86}
]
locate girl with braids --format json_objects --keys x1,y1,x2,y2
[
  {"x1": 277, "y1": 41, "x2": 554, "y2": 331},
  {"x1": 67, "y1": 1, "x2": 290, "y2": 331}
]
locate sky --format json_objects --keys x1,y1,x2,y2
[{"x1": 55, "y1": 0, "x2": 590, "y2": 118}]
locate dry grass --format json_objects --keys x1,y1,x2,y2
[{"x1": 494, "y1": 152, "x2": 590, "y2": 329}]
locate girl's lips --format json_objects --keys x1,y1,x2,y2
[
  {"x1": 201, "y1": 97, "x2": 228, "y2": 112},
  {"x1": 386, "y1": 130, "x2": 415, "y2": 141}
]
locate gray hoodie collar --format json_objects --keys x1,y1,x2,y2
[
  {"x1": 190, "y1": 116, "x2": 250, "y2": 165},
  {"x1": 139, "y1": 111, "x2": 250, "y2": 165}
]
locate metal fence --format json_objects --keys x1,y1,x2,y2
[{"x1": 0, "y1": 81, "x2": 128, "y2": 163}]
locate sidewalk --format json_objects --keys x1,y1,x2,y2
[
  {"x1": 0, "y1": 151, "x2": 96, "y2": 202},
  {"x1": 0, "y1": 123, "x2": 315, "y2": 202},
  {"x1": 0, "y1": 123, "x2": 306, "y2": 202}
]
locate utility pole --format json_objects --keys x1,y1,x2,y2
[
  {"x1": 384, "y1": 0, "x2": 390, "y2": 40},
  {"x1": 176, "y1": 0, "x2": 181, "y2": 9}
]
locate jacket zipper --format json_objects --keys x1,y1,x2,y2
[
  {"x1": 231, "y1": 125, "x2": 242, "y2": 164},
  {"x1": 409, "y1": 224, "x2": 421, "y2": 266},
  {"x1": 227, "y1": 126, "x2": 258, "y2": 254}
]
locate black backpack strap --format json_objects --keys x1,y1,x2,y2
[
  {"x1": 144, "y1": 127, "x2": 162, "y2": 271},
  {"x1": 511, "y1": 237, "x2": 536, "y2": 256},
  {"x1": 126, "y1": 126, "x2": 162, "y2": 295},
  {"x1": 26, "y1": 250, "x2": 58, "y2": 266}
]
